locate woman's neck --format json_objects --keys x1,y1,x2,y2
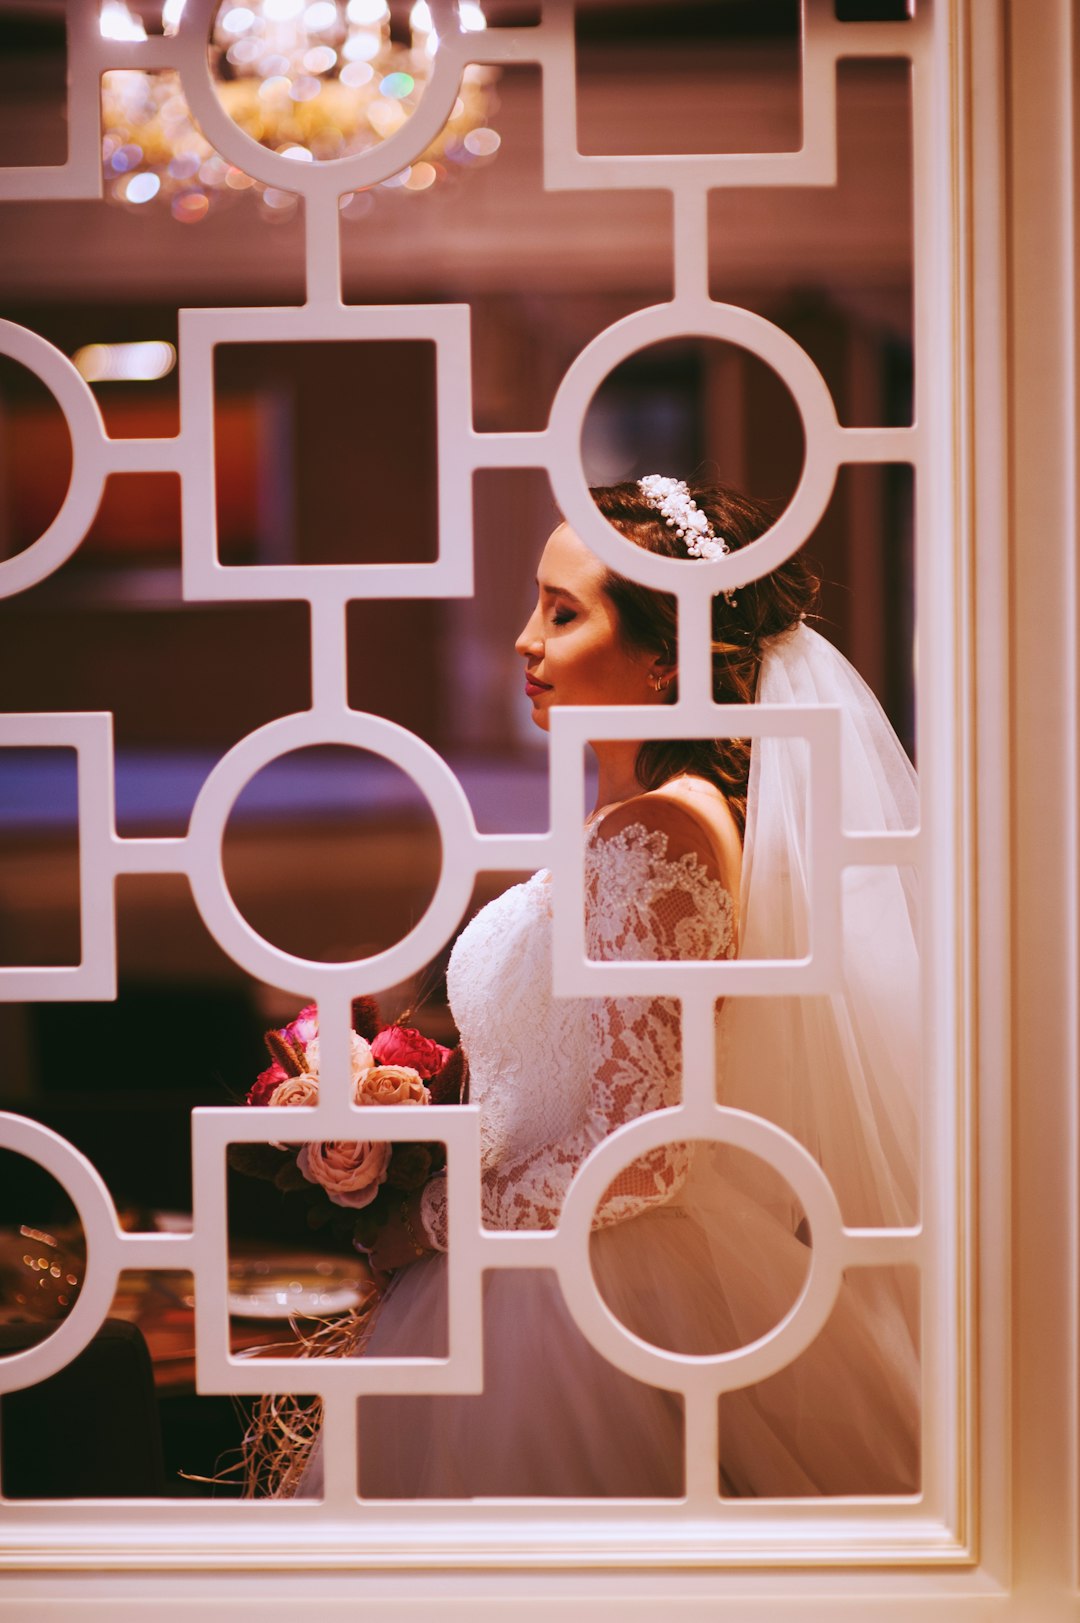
[{"x1": 590, "y1": 740, "x2": 645, "y2": 818}]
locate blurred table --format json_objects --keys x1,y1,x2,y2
[
  {"x1": 0, "y1": 1229, "x2": 375, "y2": 1395},
  {"x1": 108, "y1": 1271, "x2": 286, "y2": 1392}
]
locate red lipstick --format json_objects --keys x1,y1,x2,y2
[{"x1": 525, "y1": 675, "x2": 552, "y2": 699}]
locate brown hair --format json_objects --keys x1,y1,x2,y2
[{"x1": 591, "y1": 481, "x2": 820, "y2": 839}]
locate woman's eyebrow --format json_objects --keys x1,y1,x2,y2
[{"x1": 537, "y1": 580, "x2": 584, "y2": 604}]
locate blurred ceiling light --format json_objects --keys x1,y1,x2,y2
[
  {"x1": 100, "y1": 1, "x2": 147, "y2": 41},
  {"x1": 99, "y1": 1, "x2": 501, "y2": 224},
  {"x1": 124, "y1": 170, "x2": 162, "y2": 202},
  {"x1": 410, "y1": 0, "x2": 484, "y2": 31},
  {"x1": 73, "y1": 341, "x2": 178, "y2": 382},
  {"x1": 348, "y1": 1, "x2": 389, "y2": 22}
]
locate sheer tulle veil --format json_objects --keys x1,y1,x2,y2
[
  {"x1": 669, "y1": 619, "x2": 921, "y2": 1494},
  {"x1": 726, "y1": 618, "x2": 919, "y2": 1228}
]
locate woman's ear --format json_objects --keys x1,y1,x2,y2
[{"x1": 647, "y1": 651, "x2": 678, "y2": 694}]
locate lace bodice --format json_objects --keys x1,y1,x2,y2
[{"x1": 419, "y1": 820, "x2": 737, "y2": 1248}]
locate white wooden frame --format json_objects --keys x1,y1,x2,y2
[{"x1": 0, "y1": 0, "x2": 1073, "y2": 1613}]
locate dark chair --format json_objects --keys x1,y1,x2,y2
[{"x1": 0, "y1": 1318, "x2": 166, "y2": 1497}]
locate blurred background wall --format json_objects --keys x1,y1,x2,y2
[{"x1": 0, "y1": 0, "x2": 915, "y2": 1225}]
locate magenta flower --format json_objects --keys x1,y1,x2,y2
[{"x1": 370, "y1": 1025, "x2": 451, "y2": 1081}]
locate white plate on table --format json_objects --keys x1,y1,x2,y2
[{"x1": 227, "y1": 1261, "x2": 369, "y2": 1320}]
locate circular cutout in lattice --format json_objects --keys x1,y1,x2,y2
[
  {"x1": 187, "y1": 711, "x2": 478, "y2": 993},
  {"x1": 0, "y1": 1148, "x2": 85, "y2": 1359},
  {"x1": 0, "y1": 322, "x2": 108, "y2": 599},
  {"x1": 222, "y1": 744, "x2": 441, "y2": 963},
  {"x1": 554, "y1": 1103, "x2": 845, "y2": 1391},
  {"x1": 549, "y1": 302, "x2": 840, "y2": 598},
  {"x1": 589, "y1": 1141, "x2": 810, "y2": 1357},
  {"x1": 207, "y1": 0, "x2": 485, "y2": 177},
  {"x1": 582, "y1": 337, "x2": 804, "y2": 536},
  {"x1": 174, "y1": 0, "x2": 469, "y2": 196},
  {"x1": 0, "y1": 1118, "x2": 121, "y2": 1396},
  {"x1": 0, "y1": 356, "x2": 73, "y2": 559}
]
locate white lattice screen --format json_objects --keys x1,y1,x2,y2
[{"x1": 0, "y1": 0, "x2": 1007, "y2": 1602}]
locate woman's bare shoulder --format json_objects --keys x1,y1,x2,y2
[{"x1": 595, "y1": 782, "x2": 741, "y2": 892}]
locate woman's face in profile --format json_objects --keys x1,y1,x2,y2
[{"x1": 515, "y1": 523, "x2": 664, "y2": 731}]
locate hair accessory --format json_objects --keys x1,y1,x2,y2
[{"x1": 637, "y1": 474, "x2": 738, "y2": 604}]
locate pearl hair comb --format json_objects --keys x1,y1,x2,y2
[{"x1": 637, "y1": 474, "x2": 738, "y2": 604}]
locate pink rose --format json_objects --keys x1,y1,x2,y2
[
  {"x1": 355, "y1": 1064, "x2": 430, "y2": 1108},
  {"x1": 296, "y1": 1139, "x2": 391, "y2": 1209},
  {"x1": 248, "y1": 1060, "x2": 287, "y2": 1107},
  {"x1": 370, "y1": 1025, "x2": 451, "y2": 1080},
  {"x1": 267, "y1": 1074, "x2": 319, "y2": 1109},
  {"x1": 281, "y1": 1004, "x2": 319, "y2": 1050}
]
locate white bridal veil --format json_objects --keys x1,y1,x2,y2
[
  {"x1": 726, "y1": 622, "x2": 920, "y2": 1492},
  {"x1": 680, "y1": 621, "x2": 919, "y2": 1494},
  {"x1": 593, "y1": 621, "x2": 921, "y2": 1496},
  {"x1": 727, "y1": 620, "x2": 920, "y2": 1232}
]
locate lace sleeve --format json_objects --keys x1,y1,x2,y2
[
  {"x1": 584, "y1": 817, "x2": 736, "y2": 1229},
  {"x1": 419, "y1": 1169, "x2": 449, "y2": 1252},
  {"x1": 417, "y1": 808, "x2": 737, "y2": 1249}
]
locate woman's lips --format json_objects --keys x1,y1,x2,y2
[{"x1": 525, "y1": 675, "x2": 553, "y2": 699}]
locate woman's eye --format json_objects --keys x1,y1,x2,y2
[{"x1": 552, "y1": 609, "x2": 576, "y2": 626}]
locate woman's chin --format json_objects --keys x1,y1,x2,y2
[{"x1": 529, "y1": 707, "x2": 550, "y2": 732}]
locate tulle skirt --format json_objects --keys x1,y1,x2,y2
[{"x1": 300, "y1": 1179, "x2": 919, "y2": 1501}]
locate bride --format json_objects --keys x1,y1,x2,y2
[{"x1": 298, "y1": 477, "x2": 920, "y2": 1500}]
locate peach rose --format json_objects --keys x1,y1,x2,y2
[
  {"x1": 296, "y1": 1138, "x2": 392, "y2": 1209},
  {"x1": 265, "y1": 1072, "x2": 319, "y2": 1148},
  {"x1": 355, "y1": 1064, "x2": 430, "y2": 1108},
  {"x1": 267, "y1": 1073, "x2": 319, "y2": 1110}
]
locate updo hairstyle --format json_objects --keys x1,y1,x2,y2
[{"x1": 590, "y1": 480, "x2": 821, "y2": 838}]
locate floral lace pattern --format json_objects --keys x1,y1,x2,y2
[
  {"x1": 419, "y1": 821, "x2": 737, "y2": 1250},
  {"x1": 585, "y1": 821, "x2": 736, "y2": 964}
]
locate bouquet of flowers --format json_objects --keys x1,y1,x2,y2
[
  {"x1": 228, "y1": 995, "x2": 466, "y2": 1251},
  {"x1": 215, "y1": 999, "x2": 466, "y2": 1499}
]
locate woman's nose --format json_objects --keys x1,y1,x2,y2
[{"x1": 515, "y1": 607, "x2": 543, "y2": 657}]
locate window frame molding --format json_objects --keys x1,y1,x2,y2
[{"x1": 4, "y1": 2, "x2": 1075, "y2": 1610}]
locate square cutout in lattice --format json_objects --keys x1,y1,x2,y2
[
  {"x1": 835, "y1": 1, "x2": 914, "y2": 19},
  {"x1": 0, "y1": 747, "x2": 80, "y2": 970},
  {"x1": 0, "y1": 10, "x2": 67, "y2": 169},
  {"x1": 179, "y1": 305, "x2": 475, "y2": 603},
  {"x1": 547, "y1": 703, "x2": 847, "y2": 998},
  {"x1": 530, "y1": 0, "x2": 840, "y2": 190},
  {"x1": 194, "y1": 1105, "x2": 485, "y2": 1400},
  {"x1": 0, "y1": 5, "x2": 101, "y2": 200},
  {"x1": 213, "y1": 341, "x2": 438, "y2": 568},
  {"x1": 574, "y1": 1, "x2": 803, "y2": 158},
  {"x1": 356, "y1": 1267, "x2": 686, "y2": 1500},
  {"x1": 0, "y1": 715, "x2": 117, "y2": 999},
  {"x1": 719, "y1": 1263, "x2": 921, "y2": 1498}
]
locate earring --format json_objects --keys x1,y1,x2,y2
[{"x1": 651, "y1": 673, "x2": 670, "y2": 693}]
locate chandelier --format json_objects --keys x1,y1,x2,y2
[{"x1": 99, "y1": 1, "x2": 501, "y2": 224}]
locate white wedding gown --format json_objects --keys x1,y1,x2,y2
[{"x1": 300, "y1": 738, "x2": 920, "y2": 1500}]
